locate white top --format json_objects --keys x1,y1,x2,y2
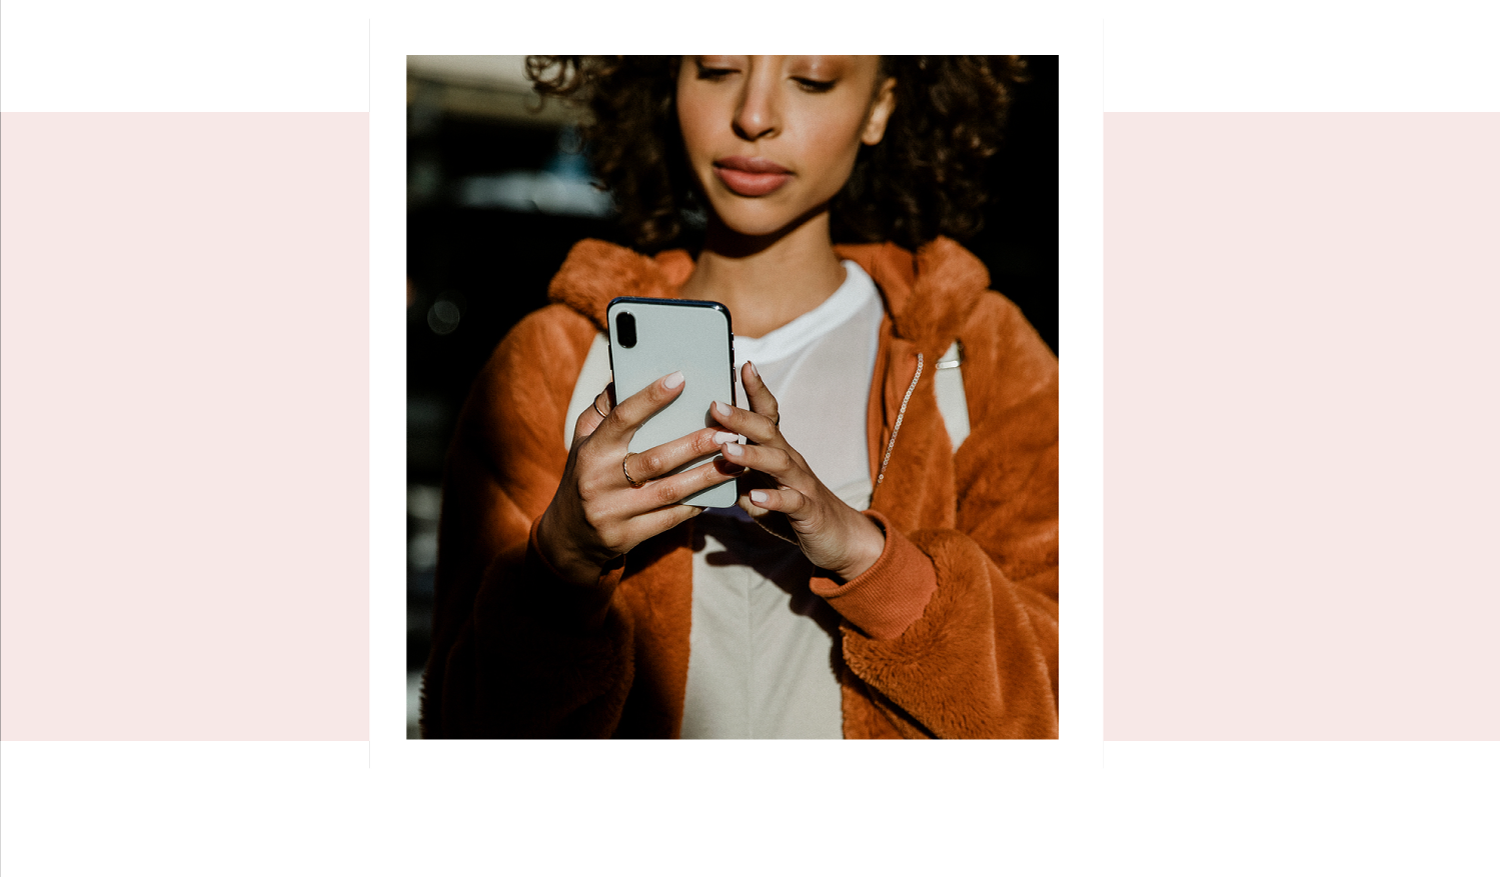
[{"x1": 679, "y1": 261, "x2": 884, "y2": 739}]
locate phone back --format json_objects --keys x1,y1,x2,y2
[{"x1": 607, "y1": 297, "x2": 738, "y2": 508}]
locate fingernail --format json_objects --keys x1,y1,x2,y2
[
  {"x1": 749, "y1": 489, "x2": 768, "y2": 503},
  {"x1": 663, "y1": 371, "x2": 685, "y2": 389},
  {"x1": 713, "y1": 431, "x2": 738, "y2": 444},
  {"x1": 749, "y1": 361, "x2": 760, "y2": 379},
  {"x1": 714, "y1": 400, "x2": 732, "y2": 418},
  {"x1": 721, "y1": 441, "x2": 743, "y2": 457}
]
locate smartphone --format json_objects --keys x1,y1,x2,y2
[{"x1": 606, "y1": 296, "x2": 738, "y2": 508}]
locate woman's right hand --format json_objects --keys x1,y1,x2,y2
[{"x1": 534, "y1": 370, "x2": 742, "y2": 591}]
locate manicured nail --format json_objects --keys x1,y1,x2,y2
[
  {"x1": 748, "y1": 361, "x2": 760, "y2": 379},
  {"x1": 714, "y1": 400, "x2": 732, "y2": 418},
  {"x1": 749, "y1": 489, "x2": 768, "y2": 503},
  {"x1": 663, "y1": 371, "x2": 685, "y2": 389},
  {"x1": 721, "y1": 441, "x2": 744, "y2": 457},
  {"x1": 713, "y1": 431, "x2": 738, "y2": 444}
]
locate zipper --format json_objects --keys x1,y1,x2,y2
[{"x1": 876, "y1": 352, "x2": 923, "y2": 485}]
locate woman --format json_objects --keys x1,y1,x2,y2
[{"x1": 421, "y1": 56, "x2": 1058, "y2": 738}]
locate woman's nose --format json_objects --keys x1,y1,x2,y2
[{"x1": 732, "y1": 58, "x2": 780, "y2": 141}]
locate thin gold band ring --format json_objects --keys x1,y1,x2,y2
[{"x1": 622, "y1": 453, "x2": 644, "y2": 488}]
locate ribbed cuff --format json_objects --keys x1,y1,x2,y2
[{"x1": 809, "y1": 510, "x2": 937, "y2": 640}]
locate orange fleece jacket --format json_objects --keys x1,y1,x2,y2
[{"x1": 421, "y1": 236, "x2": 1059, "y2": 738}]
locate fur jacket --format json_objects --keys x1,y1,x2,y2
[{"x1": 421, "y1": 236, "x2": 1059, "y2": 738}]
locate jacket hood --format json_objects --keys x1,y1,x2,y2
[{"x1": 547, "y1": 237, "x2": 991, "y2": 350}]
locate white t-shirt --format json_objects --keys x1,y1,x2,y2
[{"x1": 679, "y1": 261, "x2": 884, "y2": 739}]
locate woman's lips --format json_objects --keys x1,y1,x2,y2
[{"x1": 713, "y1": 157, "x2": 791, "y2": 197}]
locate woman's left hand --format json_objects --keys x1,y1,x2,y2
[{"x1": 711, "y1": 361, "x2": 886, "y2": 582}]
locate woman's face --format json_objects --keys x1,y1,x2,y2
[{"x1": 676, "y1": 55, "x2": 896, "y2": 240}]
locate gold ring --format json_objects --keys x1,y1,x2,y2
[
  {"x1": 592, "y1": 397, "x2": 608, "y2": 418},
  {"x1": 622, "y1": 452, "x2": 644, "y2": 487}
]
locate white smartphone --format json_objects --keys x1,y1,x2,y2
[{"x1": 606, "y1": 296, "x2": 738, "y2": 508}]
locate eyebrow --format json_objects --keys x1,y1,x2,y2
[{"x1": 789, "y1": 56, "x2": 840, "y2": 76}]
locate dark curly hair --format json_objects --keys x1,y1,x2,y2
[{"x1": 526, "y1": 56, "x2": 1026, "y2": 251}]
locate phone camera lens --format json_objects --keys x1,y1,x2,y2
[{"x1": 616, "y1": 311, "x2": 637, "y2": 348}]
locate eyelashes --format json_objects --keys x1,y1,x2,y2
[{"x1": 693, "y1": 62, "x2": 837, "y2": 93}]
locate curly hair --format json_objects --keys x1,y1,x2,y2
[{"x1": 526, "y1": 56, "x2": 1026, "y2": 251}]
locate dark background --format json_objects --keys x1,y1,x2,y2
[{"x1": 405, "y1": 56, "x2": 1058, "y2": 736}]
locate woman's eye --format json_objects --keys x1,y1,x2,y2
[
  {"x1": 697, "y1": 67, "x2": 736, "y2": 81},
  {"x1": 794, "y1": 78, "x2": 836, "y2": 94}
]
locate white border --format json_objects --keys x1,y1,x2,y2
[
  {"x1": 7, "y1": 2, "x2": 1497, "y2": 112},
  {"x1": 1103, "y1": 0, "x2": 1500, "y2": 111},
  {"x1": 0, "y1": 10, "x2": 370, "y2": 111}
]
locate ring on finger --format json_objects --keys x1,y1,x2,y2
[
  {"x1": 622, "y1": 452, "x2": 645, "y2": 488},
  {"x1": 592, "y1": 396, "x2": 609, "y2": 418}
]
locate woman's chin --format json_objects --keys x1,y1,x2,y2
[{"x1": 706, "y1": 201, "x2": 829, "y2": 245}]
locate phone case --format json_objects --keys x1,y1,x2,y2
[{"x1": 607, "y1": 297, "x2": 738, "y2": 508}]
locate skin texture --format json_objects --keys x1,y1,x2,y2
[
  {"x1": 713, "y1": 361, "x2": 883, "y2": 581},
  {"x1": 676, "y1": 55, "x2": 897, "y2": 336},
  {"x1": 534, "y1": 372, "x2": 740, "y2": 588},
  {"x1": 536, "y1": 55, "x2": 897, "y2": 594},
  {"x1": 676, "y1": 56, "x2": 895, "y2": 245}
]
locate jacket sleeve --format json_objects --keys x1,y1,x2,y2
[
  {"x1": 420, "y1": 307, "x2": 636, "y2": 738},
  {"x1": 811, "y1": 296, "x2": 1059, "y2": 739}
]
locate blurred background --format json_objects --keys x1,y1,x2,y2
[{"x1": 406, "y1": 55, "x2": 1059, "y2": 737}]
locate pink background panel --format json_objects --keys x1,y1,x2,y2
[
  {"x1": 1, "y1": 113, "x2": 369, "y2": 740},
  {"x1": 1104, "y1": 113, "x2": 1500, "y2": 740}
]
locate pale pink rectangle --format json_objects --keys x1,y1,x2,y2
[
  {"x1": 0, "y1": 113, "x2": 369, "y2": 740},
  {"x1": 1104, "y1": 113, "x2": 1500, "y2": 739}
]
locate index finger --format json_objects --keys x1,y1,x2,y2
[
  {"x1": 570, "y1": 382, "x2": 615, "y2": 448},
  {"x1": 739, "y1": 361, "x2": 781, "y2": 429},
  {"x1": 591, "y1": 370, "x2": 686, "y2": 448}
]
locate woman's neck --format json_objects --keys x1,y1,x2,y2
[{"x1": 677, "y1": 210, "x2": 847, "y2": 339}]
